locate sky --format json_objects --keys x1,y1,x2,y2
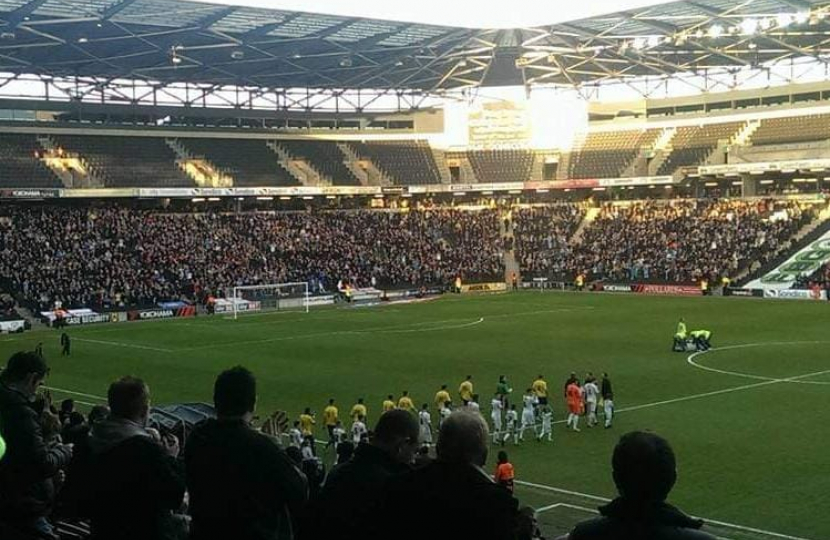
[{"x1": 197, "y1": 0, "x2": 674, "y2": 28}]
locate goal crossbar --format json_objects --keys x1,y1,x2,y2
[{"x1": 230, "y1": 282, "x2": 310, "y2": 319}]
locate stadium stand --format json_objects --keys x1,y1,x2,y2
[
  {"x1": 0, "y1": 134, "x2": 62, "y2": 188},
  {"x1": 568, "y1": 199, "x2": 816, "y2": 283},
  {"x1": 749, "y1": 113, "x2": 830, "y2": 146},
  {"x1": 278, "y1": 140, "x2": 361, "y2": 185},
  {"x1": 568, "y1": 129, "x2": 662, "y2": 179},
  {"x1": 179, "y1": 138, "x2": 298, "y2": 186},
  {"x1": 52, "y1": 135, "x2": 193, "y2": 188},
  {"x1": 657, "y1": 122, "x2": 744, "y2": 175},
  {"x1": 0, "y1": 206, "x2": 504, "y2": 311},
  {"x1": 514, "y1": 205, "x2": 586, "y2": 278},
  {"x1": 347, "y1": 141, "x2": 441, "y2": 185},
  {"x1": 467, "y1": 149, "x2": 535, "y2": 183}
]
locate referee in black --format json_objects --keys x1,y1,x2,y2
[{"x1": 60, "y1": 332, "x2": 71, "y2": 356}]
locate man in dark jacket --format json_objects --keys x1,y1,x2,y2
[
  {"x1": 560, "y1": 431, "x2": 715, "y2": 540},
  {"x1": 185, "y1": 366, "x2": 308, "y2": 540},
  {"x1": 377, "y1": 411, "x2": 519, "y2": 540},
  {"x1": 0, "y1": 351, "x2": 73, "y2": 540},
  {"x1": 304, "y1": 409, "x2": 420, "y2": 540},
  {"x1": 85, "y1": 376, "x2": 185, "y2": 540}
]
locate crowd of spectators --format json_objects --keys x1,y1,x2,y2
[
  {"x1": 513, "y1": 205, "x2": 586, "y2": 279},
  {"x1": 0, "y1": 352, "x2": 716, "y2": 540},
  {"x1": 0, "y1": 207, "x2": 505, "y2": 311},
  {"x1": 562, "y1": 199, "x2": 815, "y2": 283},
  {"x1": 0, "y1": 198, "x2": 822, "y2": 313}
]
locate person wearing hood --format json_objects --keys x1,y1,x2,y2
[
  {"x1": 0, "y1": 351, "x2": 73, "y2": 540},
  {"x1": 85, "y1": 376, "x2": 185, "y2": 540},
  {"x1": 558, "y1": 431, "x2": 715, "y2": 540}
]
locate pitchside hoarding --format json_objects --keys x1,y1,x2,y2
[{"x1": 747, "y1": 230, "x2": 830, "y2": 290}]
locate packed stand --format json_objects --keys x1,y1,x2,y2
[
  {"x1": 567, "y1": 199, "x2": 815, "y2": 283},
  {"x1": 0, "y1": 206, "x2": 504, "y2": 311},
  {"x1": 513, "y1": 205, "x2": 586, "y2": 279}
]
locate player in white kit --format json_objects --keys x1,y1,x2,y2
[
  {"x1": 519, "y1": 389, "x2": 538, "y2": 441},
  {"x1": 490, "y1": 394, "x2": 503, "y2": 443},
  {"x1": 503, "y1": 405, "x2": 519, "y2": 445},
  {"x1": 583, "y1": 379, "x2": 599, "y2": 427},
  {"x1": 288, "y1": 421, "x2": 303, "y2": 448},
  {"x1": 439, "y1": 401, "x2": 452, "y2": 429},
  {"x1": 351, "y1": 415, "x2": 367, "y2": 444},
  {"x1": 418, "y1": 404, "x2": 433, "y2": 445},
  {"x1": 537, "y1": 406, "x2": 553, "y2": 442}
]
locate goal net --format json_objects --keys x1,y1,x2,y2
[{"x1": 228, "y1": 282, "x2": 310, "y2": 319}]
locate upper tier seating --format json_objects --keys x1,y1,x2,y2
[
  {"x1": 467, "y1": 149, "x2": 535, "y2": 183},
  {"x1": 53, "y1": 135, "x2": 193, "y2": 188},
  {"x1": 568, "y1": 129, "x2": 662, "y2": 179},
  {"x1": 347, "y1": 141, "x2": 441, "y2": 185},
  {"x1": 181, "y1": 138, "x2": 298, "y2": 187},
  {"x1": 750, "y1": 114, "x2": 830, "y2": 146},
  {"x1": 0, "y1": 134, "x2": 62, "y2": 188},
  {"x1": 278, "y1": 140, "x2": 360, "y2": 185},
  {"x1": 657, "y1": 122, "x2": 744, "y2": 175}
]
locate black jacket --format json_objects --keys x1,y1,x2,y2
[
  {"x1": 568, "y1": 498, "x2": 716, "y2": 540},
  {"x1": 377, "y1": 460, "x2": 519, "y2": 540},
  {"x1": 303, "y1": 443, "x2": 411, "y2": 540},
  {"x1": 185, "y1": 418, "x2": 308, "y2": 540},
  {"x1": 0, "y1": 381, "x2": 72, "y2": 519},
  {"x1": 84, "y1": 418, "x2": 185, "y2": 540}
]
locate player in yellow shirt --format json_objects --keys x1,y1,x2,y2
[
  {"x1": 383, "y1": 395, "x2": 397, "y2": 412},
  {"x1": 532, "y1": 375, "x2": 548, "y2": 406},
  {"x1": 434, "y1": 385, "x2": 451, "y2": 411},
  {"x1": 323, "y1": 398, "x2": 339, "y2": 449},
  {"x1": 459, "y1": 375, "x2": 474, "y2": 404},
  {"x1": 398, "y1": 391, "x2": 415, "y2": 413},
  {"x1": 350, "y1": 397, "x2": 368, "y2": 423},
  {"x1": 299, "y1": 407, "x2": 315, "y2": 443}
]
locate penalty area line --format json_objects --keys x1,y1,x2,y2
[{"x1": 516, "y1": 481, "x2": 815, "y2": 540}]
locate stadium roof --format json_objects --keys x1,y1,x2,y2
[{"x1": 0, "y1": 0, "x2": 829, "y2": 92}]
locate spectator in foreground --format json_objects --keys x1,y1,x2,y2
[
  {"x1": 0, "y1": 351, "x2": 73, "y2": 540},
  {"x1": 558, "y1": 431, "x2": 715, "y2": 540},
  {"x1": 85, "y1": 377, "x2": 185, "y2": 540},
  {"x1": 185, "y1": 366, "x2": 308, "y2": 540},
  {"x1": 304, "y1": 409, "x2": 420, "y2": 540},
  {"x1": 377, "y1": 410, "x2": 519, "y2": 540}
]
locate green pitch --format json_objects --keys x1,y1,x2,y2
[{"x1": 1, "y1": 292, "x2": 827, "y2": 539}]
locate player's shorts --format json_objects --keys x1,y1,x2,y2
[
  {"x1": 587, "y1": 401, "x2": 597, "y2": 414},
  {"x1": 538, "y1": 397, "x2": 548, "y2": 405},
  {"x1": 521, "y1": 412, "x2": 535, "y2": 426}
]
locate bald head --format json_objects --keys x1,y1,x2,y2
[{"x1": 436, "y1": 411, "x2": 489, "y2": 467}]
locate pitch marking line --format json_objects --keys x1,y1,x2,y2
[
  {"x1": 73, "y1": 337, "x2": 175, "y2": 353},
  {"x1": 688, "y1": 341, "x2": 830, "y2": 386},
  {"x1": 517, "y1": 481, "x2": 814, "y2": 540}
]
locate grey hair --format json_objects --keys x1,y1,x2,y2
[{"x1": 436, "y1": 410, "x2": 489, "y2": 466}]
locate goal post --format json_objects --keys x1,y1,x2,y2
[{"x1": 229, "y1": 282, "x2": 310, "y2": 319}]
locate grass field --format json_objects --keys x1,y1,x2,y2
[{"x1": 1, "y1": 291, "x2": 828, "y2": 539}]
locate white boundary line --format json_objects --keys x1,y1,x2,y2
[
  {"x1": 516, "y1": 480, "x2": 815, "y2": 540},
  {"x1": 73, "y1": 337, "x2": 175, "y2": 353},
  {"x1": 688, "y1": 341, "x2": 830, "y2": 386}
]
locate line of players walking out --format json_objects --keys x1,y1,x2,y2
[
  {"x1": 489, "y1": 372, "x2": 615, "y2": 447},
  {"x1": 285, "y1": 373, "x2": 616, "y2": 463}
]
